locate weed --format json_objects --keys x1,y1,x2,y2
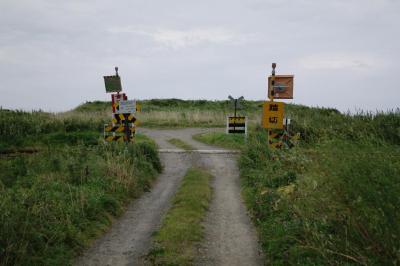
[{"x1": 146, "y1": 167, "x2": 212, "y2": 265}]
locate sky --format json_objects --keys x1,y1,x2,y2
[{"x1": 0, "y1": 0, "x2": 399, "y2": 112}]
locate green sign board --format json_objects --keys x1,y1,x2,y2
[{"x1": 104, "y1": 75, "x2": 122, "y2": 93}]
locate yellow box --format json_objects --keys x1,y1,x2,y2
[{"x1": 262, "y1": 101, "x2": 285, "y2": 129}]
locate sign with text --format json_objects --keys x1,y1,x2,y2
[
  {"x1": 262, "y1": 101, "x2": 284, "y2": 129},
  {"x1": 116, "y1": 100, "x2": 136, "y2": 114}
]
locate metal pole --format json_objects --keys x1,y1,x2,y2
[
  {"x1": 234, "y1": 99, "x2": 237, "y2": 131},
  {"x1": 268, "y1": 63, "x2": 277, "y2": 149}
]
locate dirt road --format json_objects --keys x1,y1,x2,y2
[{"x1": 75, "y1": 128, "x2": 263, "y2": 265}]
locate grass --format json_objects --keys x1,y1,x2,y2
[
  {"x1": 0, "y1": 107, "x2": 162, "y2": 265},
  {"x1": 0, "y1": 141, "x2": 161, "y2": 265},
  {"x1": 240, "y1": 109, "x2": 400, "y2": 265},
  {"x1": 2, "y1": 99, "x2": 399, "y2": 265},
  {"x1": 167, "y1": 138, "x2": 194, "y2": 150},
  {"x1": 146, "y1": 167, "x2": 212, "y2": 265},
  {"x1": 192, "y1": 132, "x2": 246, "y2": 150},
  {"x1": 72, "y1": 99, "x2": 263, "y2": 128}
]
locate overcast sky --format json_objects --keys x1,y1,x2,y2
[{"x1": 0, "y1": 0, "x2": 399, "y2": 112}]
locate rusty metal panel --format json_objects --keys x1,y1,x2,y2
[{"x1": 268, "y1": 75, "x2": 294, "y2": 99}]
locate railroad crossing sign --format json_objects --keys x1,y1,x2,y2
[
  {"x1": 104, "y1": 123, "x2": 136, "y2": 142},
  {"x1": 262, "y1": 101, "x2": 284, "y2": 129},
  {"x1": 103, "y1": 67, "x2": 138, "y2": 143},
  {"x1": 104, "y1": 124, "x2": 136, "y2": 133},
  {"x1": 112, "y1": 113, "x2": 137, "y2": 124},
  {"x1": 268, "y1": 75, "x2": 294, "y2": 99},
  {"x1": 227, "y1": 116, "x2": 247, "y2": 134}
]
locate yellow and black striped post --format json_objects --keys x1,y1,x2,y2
[{"x1": 268, "y1": 63, "x2": 277, "y2": 149}]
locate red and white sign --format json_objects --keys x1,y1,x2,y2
[{"x1": 111, "y1": 93, "x2": 127, "y2": 113}]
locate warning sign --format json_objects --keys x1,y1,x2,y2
[
  {"x1": 227, "y1": 116, "x2": 247, "y2": 134},
  {"x1": 116, "y1": 100, "x2": 136, "y2": 114},
  {"x1": 262, "y1": 101, "x2": 284, "y2": 129},
  {"x1": 268, "y1": 75, "x2": 294, "y2": 99}
]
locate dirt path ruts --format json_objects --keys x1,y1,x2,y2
[
  {"x1": 75, "y1": 128, "x2": 263, "y2": 266},
  {"x1": 142, "y1": 128, "x2": 263, "y2": 265},
  {"x1": 196, "y1": 154, "x2": 263, "y2": 265},
  {"x1": 75, "y1": 153, "x2": 191, "y2": 266}
]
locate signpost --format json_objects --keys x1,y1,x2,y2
[
  {"x1": 103, "y1": 67, "x2": 139, "y2": 143},
  {"x1": 227, "y1": 96, "x2": 247, "y2": 136},
  {"x1": 227, "y1": 116, "x2": 247, "y2": 134},
  {"x1": 262, "y1": 63, "x2": 295, "y2": 149}
]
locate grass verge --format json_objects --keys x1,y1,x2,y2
[
  {"x1": 146, "y1": 167, "x2": 212, "y2": 265},
  {"x1": 240, "y1": 126, "x2": 400, "y2": 265},
  {"x1": 0, "y1": 141, "x2": 162, "y2": 265},
  {"x1": 167, "y1": 138, "x2": 194, "y2": 150},
  {"x1": 192, "y1": 132, "x2": 245, "y2": 150}
]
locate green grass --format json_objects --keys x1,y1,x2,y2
[
  {"x1": 73, "y1": 99, "x2": 262, "y2": 128},
  {"x1": 192, "y1": 132, "x2": 246, "y2": 150},
  {"x1": 240, "y1": 111, "x2": 400, "y2": 265},
  {"x1": 146, "y1": 167, "x2": 212, "y2": 265},
  {"x1": 167, "y1": 138, "x2": 194, "y2": 150},
  {"x1": 0, "y1": 141, "x2": 161, "y2": 265}
]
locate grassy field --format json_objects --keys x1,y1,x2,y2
[
  {"x1": 0, "y1": 108, "x2": 161, "y2": 265},
  {"x1": 71, "y1": 99, "x2": 263, "y2": 128},
  {"x1": 146, "y1": 167, "x2": 212, "y2": 265}
]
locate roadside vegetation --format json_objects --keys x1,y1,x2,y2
[
  {"x1": 146, "y1": 167, "x2": 212, "y2": 265},
  {"x1": 72, "y1": 99, "x2": 262, "y2": 128},
  {"x1": 167, "y1": 138, "x2": 194, "y2": 150},
  {"x1": 239, "y1": 107, "x2": 400, "y2": 265},
  {"x1": 0, "y1": 109, "x2": 161, "y2": 265}
]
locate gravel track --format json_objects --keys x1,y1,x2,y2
[
  {"x1": 75, "y1": 153, "x2": 191, "y2": 266},
  {"x1": 75, "y1": 128, "x2": 263, "y2": 266}
]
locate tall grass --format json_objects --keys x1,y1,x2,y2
[
  {"x1": 240, "y1": 108, "x2": 400, "y2": 265},
  {"x1": 72, "y1": 99, "x2": 263, "y2": 128},
  {"x1": 0, "y1": 142, "x2": 161, "y2": 265},
  {"x1": 0, "y1": 109, "x2": 108, "y2": 150}
]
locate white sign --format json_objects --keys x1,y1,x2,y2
[{"x1": 117, "y1": 100, "x2": 136, "y2": 114}]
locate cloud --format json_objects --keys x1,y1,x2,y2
[
  {"x1": 108, "y1": 27, "x2": 241, "y2": 49},
  {"x1": 298, "y1": 54, "x2": 382, "y2": 71}
]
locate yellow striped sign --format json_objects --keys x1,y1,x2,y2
[
  {"x1": 104, "y1": 136, "x2": 125, "y2": 142},
  {"x1": 112, "y1": 113, "x2": 136, "y2": 124},
  {"x1": 104, "y1": 125, "x2": 136, "y2": 133}
]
